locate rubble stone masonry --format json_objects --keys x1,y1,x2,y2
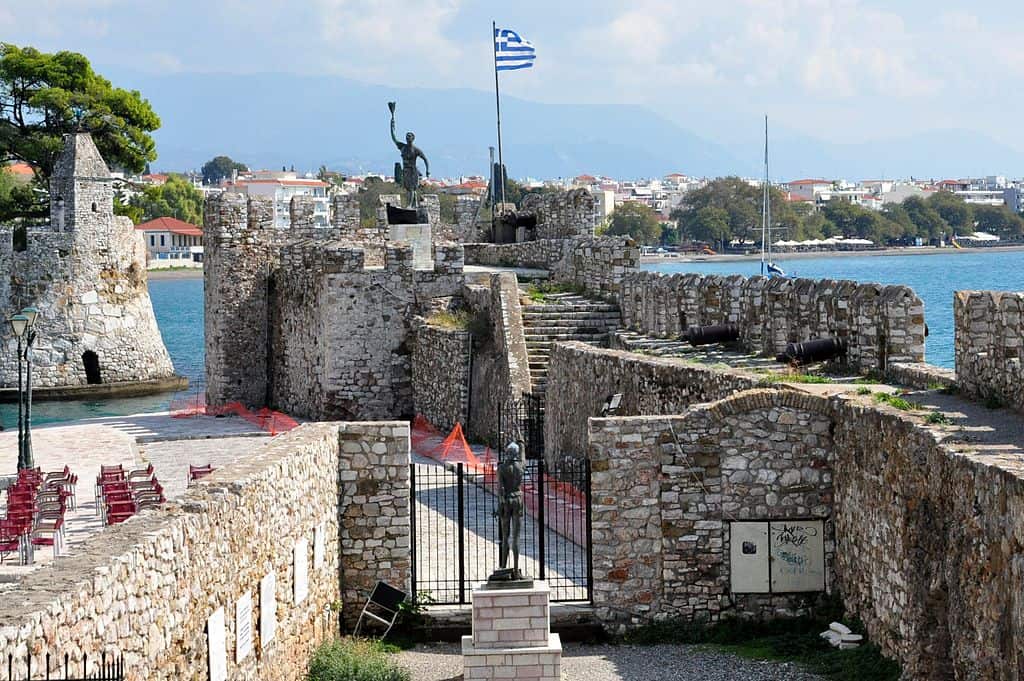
[
  {"x1": 955, "y1": 289, "x2": 1024, "y2": 410},
  {"x1": 619, "y1": 271, "x2": 926, "y2": 373},
  {"x1": 0, "y1": 422, "x2": 411, "y2": 681},
  {"x1": 411, "y1": 320, "x2": 472, "y2": 431}
]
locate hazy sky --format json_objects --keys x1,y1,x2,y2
[{"x1": 4, "y1": 0, "x2": 1023, "y2": 150}]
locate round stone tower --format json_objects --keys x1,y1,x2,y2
[{"x1": 0, "y1": 133, "x2": 177, "y2": 391}]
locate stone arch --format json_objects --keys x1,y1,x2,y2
[
  {"x1": 694, "y1": 387, "x2": 834, "y2": 422},
  {"x1": 82, "y1": 350, "x2": 102, "y2": 384}
]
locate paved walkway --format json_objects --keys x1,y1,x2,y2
[{"x1": 0, "y1": 412, "x2": 270, "y2": 579}]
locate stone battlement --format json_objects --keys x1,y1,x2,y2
[{"x1": 954, "y1": 290, "x2": 1024, "y2": 410}]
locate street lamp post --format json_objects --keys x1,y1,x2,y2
[{"x1": 9, "y1": 308, "x2": 38, "y2": 471}]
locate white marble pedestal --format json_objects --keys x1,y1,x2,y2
[
  {"x1": 461, "y1": 581, "x2": 562, "y2": 681},
  {"x1": 388, "y1": 222, "x2": 432, "y2": 269}
]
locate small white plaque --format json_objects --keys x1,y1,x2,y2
[
  {"x1": 235, "y1": 592, "x2": 253, "y2": 663},
  {"x1": 260, "y1": 571, "x2": 277, "y2": 646},
  {"x1": 294, "y1": 538, "x2": 309, "y2": 604},
  {"x1": 207, "y1": 607, "x2": 227, "y2": 681},
  {"x1": 769, "y1": 520, "x2": 826, "y2": 592},
  {"x1": 313, "y1": 523, "x2": 326, "y2": 569}
]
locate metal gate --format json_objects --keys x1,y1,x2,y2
[
  {"x1": 410, "y1": 458, "x2": 592, "y2": 604},
  {"x1": 5, "y1": 652, "x2": 124, "y2": 680},
  {"x1": 497, "y1": 393, "x2": 544, "y2": 460}
]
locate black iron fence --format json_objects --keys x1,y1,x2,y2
[
  {"x1": 410, "y1": 458, "x2": 591, "y2": 605},
  {"x1": 5, "y1": 652, "x2": 124, "y2": 680}
]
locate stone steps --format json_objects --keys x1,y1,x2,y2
[{"x1": 520, "y1": 291, "x2": 623, "y2": 398}]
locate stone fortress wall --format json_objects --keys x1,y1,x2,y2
[
  {"x1": 619, "y1": 270, "x2": 926, "y2": 374},
  {"x1": 521, "y1": 188, "x2": 597, "y2": 239},
  {"x1": 954, "y1": 290, "x2": 1024, "y2": 410},
  {"x1": 411, "y1": 321, "x2": 472, "y2": 432},
  {"x1": 586, "y1": 386, "x2": 1024, "y2": 679},
  {"x1": 204, "y1": 192, "x2": 464, "y2": 421},
  {"x1": 0, "y1": 421, "x2": 411, "y2": 681},
  {"x1": 0, "y1": 133, "x2": 174, "y2": 388}
]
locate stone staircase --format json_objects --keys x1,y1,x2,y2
[{"x1": 521, "y1": 292, "x2": 622, "y2": 397}]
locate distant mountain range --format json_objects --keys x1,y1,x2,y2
[{"x1": 111, "y1": 70, "x2": 1024, "y2": 181}]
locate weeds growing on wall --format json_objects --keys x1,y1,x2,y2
[
  {"x1": 872, "y1": 392, "x2": 920, "y2": 411},
  {"x1": 425, "y1": 310, "x2": 472, "y2": 330},
  {"x1": 523, "y1": 281, "x2": 587, "y2": 303},
  {"x1": 307, "y1": 639, "x2": 410, "y2": 681},
  {"x1": 757, "y1": 372, "x2": 831, "y2": 386},
  {"x1": 926, "y1": 411, "x2": 952, "y2": 425},
  {"x1": 622, "y1": 616, "x2": 900, "y2": 681}
]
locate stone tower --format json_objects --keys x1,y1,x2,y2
[{"x1": 0, "y1": 133, "x2": 176, "y2": 390}]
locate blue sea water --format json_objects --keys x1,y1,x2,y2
[
  {"x1": 645, "y1": 250, "x2": 1024, "y2": 369},
  {"x1": 0, "y1": 277, "x2": 204, "y2": 428}
]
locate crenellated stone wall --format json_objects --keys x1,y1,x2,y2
[
  {"x1": 205, "y1": 192, "x2": 465, "y2": 421},
  {"x1": 0, "y1": 421, "x2": 411, "y2": 681},
  {"x1": 464, "y1": 236, "x2": 640, "y2": 299},
  {"x1": 954, "y1": 290, "x2": 1024, "y2": 410},
  {"x1": 521, "y1": 189, "x2": 596, "y2": 239},
  {"x1": 411, "y1": 320, "x2": 472, "y2": 431},
  {"x1": 619, "y1": 271, "x2": 926, "y2": 373},
  {"x1": 544, "y1": 342, "x2": 760, "y2": 463}
]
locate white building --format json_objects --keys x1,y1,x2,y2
[
  {"x1": 231, "y1": 171, "x2": 331, "y2": 228},
  {"x1": 135, "y1": 216, "x2": 203, "y2": 268}
]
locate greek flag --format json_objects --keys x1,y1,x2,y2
[{"x1": 494, "y1": 27, "x2": 535, "y2": 71}]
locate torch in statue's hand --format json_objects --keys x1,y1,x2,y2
[{"x1": 388, "y1": 101, "x2": 396, "y2": 115}]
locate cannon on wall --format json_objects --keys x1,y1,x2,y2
[
  {"x1": 682, "y1": 323, "x2": 740, "y2": 346},
  {"x1": 776, "y1": 337, "x2": 847, "y2": 364}
]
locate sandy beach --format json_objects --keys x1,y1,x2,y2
[
  {"x1": 147, "y1": 267, "x2": 204, "y2": 279},
  {"x1": 642, "y1": 244, "x2": 1024, "y2": 264}
]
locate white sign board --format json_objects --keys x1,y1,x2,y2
[
  {"x1": 260, "y1": 571, "x2": 277, "y2": 646},
  {"x1": 294, "y1": 538, "x2": 309, "y2": 605},
  {"x1": 235, "y1": 592, "x2": 253, "y2": 663},
  {"x1": 729, "y1": 522, "x2": 770, "y2": 593},
  {"x1": 313, "y1": 523, "x2": 325, "y2": 569},
  {"x1": 206, "y1": 607, "x2": 227, "y2": 681},
  {"x1": 769, "y1": 520, "x2": 825, "y2": 592}
]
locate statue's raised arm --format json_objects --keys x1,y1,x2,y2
[{"x1": 388, "y1": 101, "x2": 401, "y2": 148}]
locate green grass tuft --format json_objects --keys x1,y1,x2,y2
[
  {"x1": 307, "y1": 638, "x2": 410, "y2": 681},
  {"x1": 856, "y1": 387, "x2": 872, "y2": 396},
  {"x1": 758, "y1": 373, "x2": 831, "y2": 386},
  {"x1": 872, "y1": 392, "x2": 920, "y2": 411},
  {"x1": 925, "y1": 411, "x2": 952, "y2": 425}
]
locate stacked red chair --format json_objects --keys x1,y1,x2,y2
[
  {"x1": 96, "y1": 464, "x2": 166, "y2": 526},
  {"x1": 1, "y1": 466, "x2": 74, "y2": 563},
  {"x1": 188, "y1": 464, "x2": 215, "y2": 486}
]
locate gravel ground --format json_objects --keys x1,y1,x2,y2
[{"x1": 396, "y1": 642, "x2": 824, "y2": 680}]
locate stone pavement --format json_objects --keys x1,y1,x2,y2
[{"x1": 0, "y1": 412, "x2": 270, "y2": 579}]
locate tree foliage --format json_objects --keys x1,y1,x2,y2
[
  {"x1": 606, "y1": 200, "x2": 662, "y2": 244},
  {"x1": 671, "y1": 177, "x2": 796, "y2": 247},
  {"x1": 128, "y1": 175, "x2": 204, "y2": 225},
  {"x1": 201, "y1": 155, "x2": 248, "y2": 185},
  {"x1": 0, "y1": 44, "x2": 160, "y2": 220},
  {"x1": 357, "y1": 177, "x2": 406, "y2": 228}
]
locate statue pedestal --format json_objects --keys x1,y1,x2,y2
[
  {"x1": 461, "y1": 581, "x2": 561, "y2": 681},
  {"x1": 388, "y1": 222, "x2": 433, "y2": 269}
]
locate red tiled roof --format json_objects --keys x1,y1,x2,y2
[
  {"x1": 135, "y1": 216, "x2": 203, "y2": 237},
  {"x1": 788, "y1": 179, "x2": 830, "y2": 185},
  {"x1": 453, "y1": 180, "x2": 488, "y2": 190},
  {"x1": 6, "y1": 162, "x2": 34, "y2": 176},
  {"x1": 575, "y1": 174, "x2": 597, "y2": 181},
  {"x1": 142, "y1": 173, "x2": 169, "y2": 183},
  {"x1": 665, "y1": 173, "x2": 687, "y2": 178}
]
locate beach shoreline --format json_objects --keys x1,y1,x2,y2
[
  {"x1": 642, "y1": 244, "x2": 1024, "y2": 264},
  {"x1": 147, "y1": 268, "x2": 204, "y2": 280}
]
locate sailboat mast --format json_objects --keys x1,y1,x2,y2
[{"x1": 765, "y1": 115, "x2": 772, "y2": 267}]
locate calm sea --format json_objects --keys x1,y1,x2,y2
[
  {"x1": 0, "y1": 277, "x2": 204, "y2": 428},
  {"x1": 645, "y1": 249, "x2": 1024, "y2": 369},
  {"x1": 3, "y1": 251, "x2": 1022, "y2": 427}
]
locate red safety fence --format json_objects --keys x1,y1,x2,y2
[
  {"x1": 169, "y1": 394, "x2": 299, "y2": 436},
  {"x1": 411, "y1": 415, "x2": 586, "y2": 545}
]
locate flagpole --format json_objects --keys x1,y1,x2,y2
[{"x1": 492, "y1": 20, "x2": 506, "y2": 209}]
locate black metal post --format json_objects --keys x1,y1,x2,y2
[
  {"x1": 537, "y1": 459, "x2": 546, "y2": 580},
  {"x1": 584, "y1": 458, "x2": 594, "y2": 604},
  {"x1": 457, "y1": 463, "x2": 466, "y2": 604},
  {"x1": 15, "y1": 335, "x2": 23, "y2": 470},
  {"x1": 409, "y1": 463, "x2": 417, "y2": 602},
  {"x1": 23, "y1": 330, "x2": 34, "y2": 470}
]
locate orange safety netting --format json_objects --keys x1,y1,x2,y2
[
  {"x1": 411, "y1": 415, "x2": 585, "y2": 544},
  {"x1": 170, "y1": 394, "x2": 299, "y2": 436}
]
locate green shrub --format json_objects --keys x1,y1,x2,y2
[
  {"x1": 925, "y1": 411, "x2": 951, "y2": 425},
  {"x1": 307, "y1": 639, "x2": 410, "y2": 681},
  {"x1": 856, "y1": 387, "x2": 872, "y2": 396},
  {"x1": 872, "y1": 392, "x2": 920, "y2": 412}
]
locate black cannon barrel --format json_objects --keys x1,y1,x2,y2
[
  {"x1": 683, "y1": 323, "x2": 740, "y2": 346},
  {"x1": 776, "y1": 337, "x2": 847, "y2": 364}
]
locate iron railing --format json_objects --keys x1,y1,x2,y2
[
  {"x1": 410, "y1": 458, "x2": 591, "y2": 604},
  {"x1": 5, "y1": 652, "x2": 124, "y2": 680}
]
